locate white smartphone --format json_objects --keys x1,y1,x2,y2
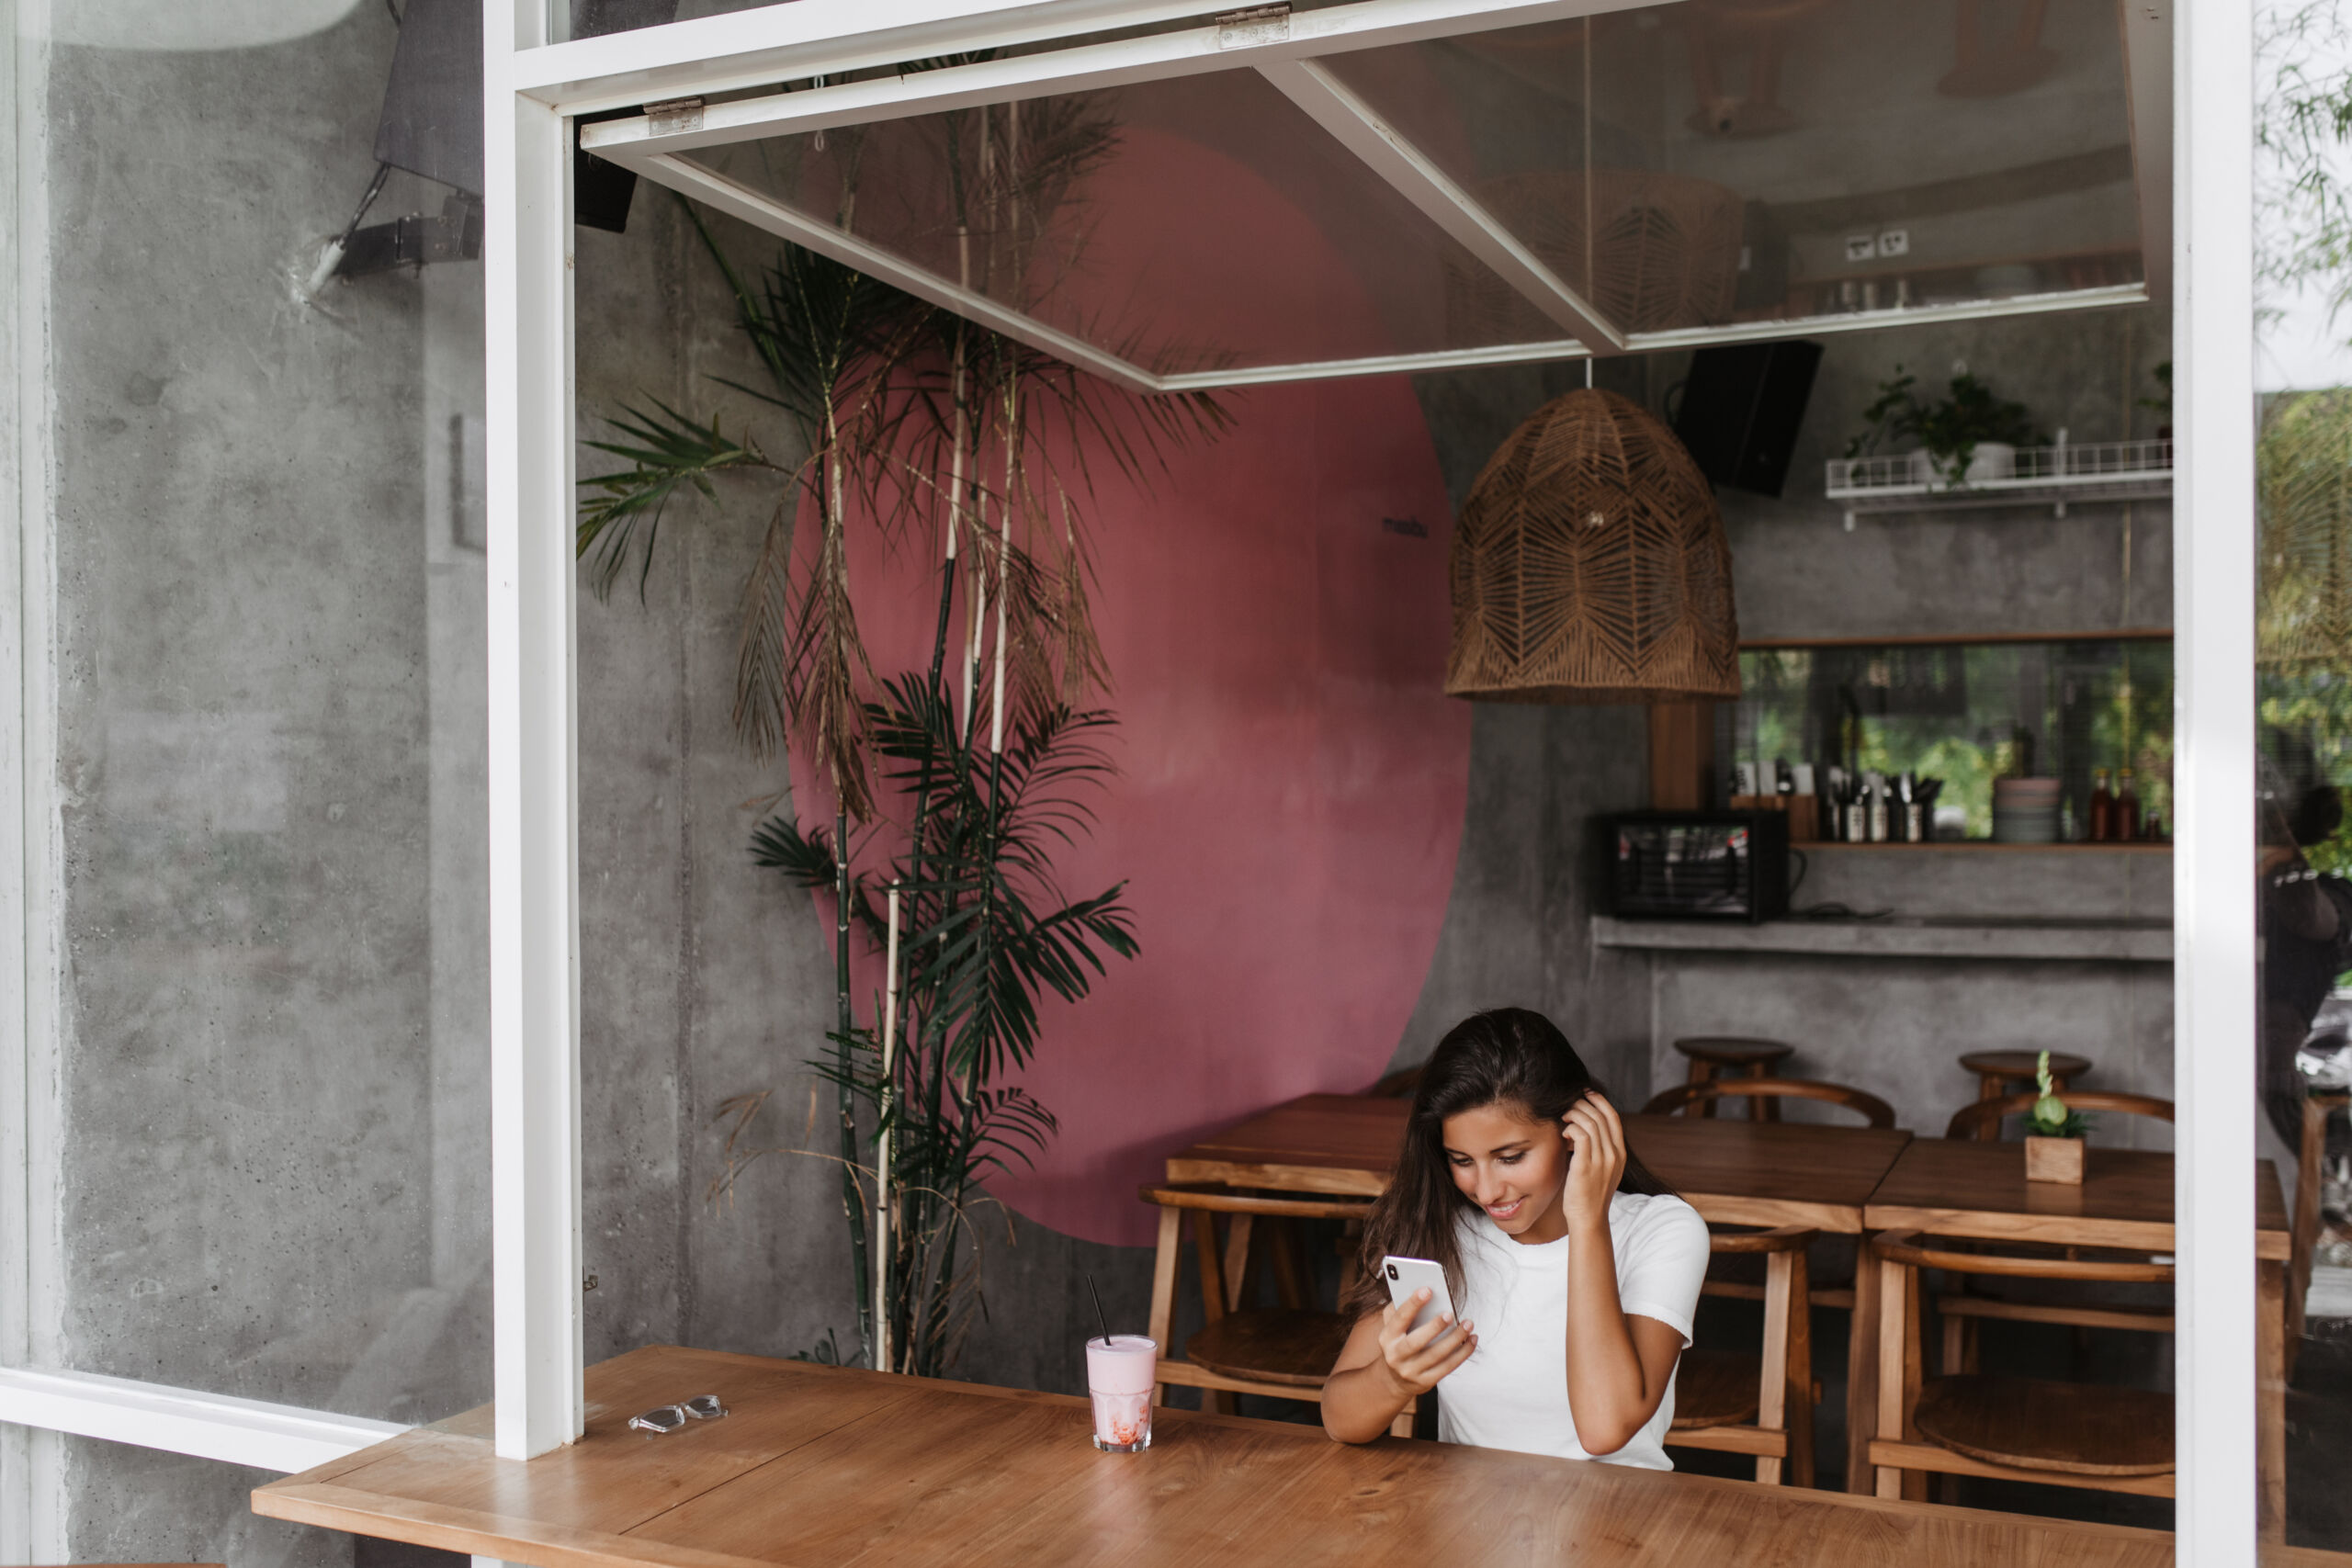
[{"x1": 1381, "y1": 1255, "x2": 1459, "y2": 1337}]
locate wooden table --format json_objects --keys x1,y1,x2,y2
[
  {"x1": 1862, "y1": 1139, "x2": 2293, "y2": 1530},
  {"x1": 1166, "y1": 1094, "x2": 1915, "y2": 1492},
  {"x1": 251, "y1": 1344, "x2": 2184, "y2": 1567}
]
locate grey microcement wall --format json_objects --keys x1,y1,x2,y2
[{"x1": 6, "y1": 10, "x2": 2181, "y2": 1564}]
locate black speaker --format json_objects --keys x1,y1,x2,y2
[{"x1": 1671, "y1": 340, "x2": 1824, "y2": 499}]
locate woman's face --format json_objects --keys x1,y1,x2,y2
[{"x1": 1442, "y1": 1099, "x2": 1572, "y2": 1246}]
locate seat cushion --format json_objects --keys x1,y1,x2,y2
[
  {"x1": 1186, "y1": 1309, "x2": 1354, "y2": 1387},
  {"x1": 1913, "y1": 1374, "x2": 2174, "y2": 1476}
]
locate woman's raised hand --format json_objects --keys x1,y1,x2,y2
[
  {"x1": 1375, "y1": 1291, "x2": 1476, "y2": 1398},
  {"x1": 1560, "y1": 1090, "x2": 1627, "y2": 1231}
]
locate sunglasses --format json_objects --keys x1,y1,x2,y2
[{"x1": 628, "y1": 1393, "x2": 729, "y2": 1434}]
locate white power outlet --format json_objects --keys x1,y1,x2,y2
[
  {"x1": 1878, "y1": 228, "x2": 1910, "y2": 258},
  {"x1": 1846, "y1": 232, "x2": 1877, "y2": 263}
]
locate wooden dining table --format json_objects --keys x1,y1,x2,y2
[
  {"x1": 250, "y1": 1342, "x2": 2188, "y2": 1567},
  {"x1": 1861, "y1": 1137, "x2": 2294, "y2": 1531},
  {"x1": 1165, "y1": 1093, "x2": 1915, "y2": 1492}
]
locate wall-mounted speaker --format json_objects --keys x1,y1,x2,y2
[{"x1": 1670, "y1": 340, "x2": 1824, "y2": 499}]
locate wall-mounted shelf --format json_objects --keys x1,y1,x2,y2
[
  {"x1": 1801, "y1": 840, "x2": 2172, "y2": 852},
  {"x1": 1826, "y1": 436, "x2": 2172, "y2": 530},
  {"x1": 1594, "y1": 914, "x2": 2171, "y2": 963}
]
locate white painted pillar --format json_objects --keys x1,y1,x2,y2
[
  {"x1": 2171, "y1": 0, "x2": 2260, "y2": 1552},
  {"x1": 483, "y1": 0, "x2": 584, "y2": 1461}
]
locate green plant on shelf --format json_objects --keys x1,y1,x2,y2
[
  {"x1": 2029, "y1": 1050, "x2": 2092, "y2": 1139},
  {"x1": 1846, "y1": 365, "x2": 2043, "y2": 487}
]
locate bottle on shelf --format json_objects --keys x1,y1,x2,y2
[
  {"x1": 2116, "y1": 768, "x2": 2141, "y2": 842},
  {"x1": 2089, "y1": 768, "x2": 2114, "y2": 842}
]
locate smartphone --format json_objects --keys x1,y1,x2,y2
[{"x1": 1381, "y1": 1255, "x2": 1459, "y2": 1336}]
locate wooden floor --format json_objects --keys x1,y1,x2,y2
[{"x1": 251, "y1": 1346, "x2": 2190, "y2": 1568}]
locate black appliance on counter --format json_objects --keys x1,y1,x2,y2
[{"x1": 1602, "y1": 812, "x2": 1790, "y2": 922}]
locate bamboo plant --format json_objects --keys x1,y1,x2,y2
[{"x1": 577, "y1": 91, "x2": 1227, "y2": 1374}]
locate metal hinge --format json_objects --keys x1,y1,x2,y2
[
  {"x1": 644, "y1": 96, "x2": 706, "y2": 136},
  {"x1": 1215, "y1": 4, "x2": 1290, "y2": 49}
]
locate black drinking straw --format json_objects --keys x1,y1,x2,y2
[{"x1": 1086, "y1": 1271, "x2": 1113, "y2": 1343}]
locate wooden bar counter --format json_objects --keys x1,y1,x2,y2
[{"x1": 253, "y1": 1345, "x2": 2180, "y2": 1567}]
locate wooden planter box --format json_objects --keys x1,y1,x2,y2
[{"x1": 2024, "y1": 1134, "x2": 2084, "y2": 1184}]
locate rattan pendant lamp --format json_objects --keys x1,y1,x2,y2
[{"x1": 1446, "y1": 388, "x2": 1742, "y2": 703}]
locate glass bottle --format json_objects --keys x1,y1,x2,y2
[
  {"x1": 2116, "y1": 768, "x2": 2141, "y2": 842},
  {"x1": 2089, "y1": 768, "x2": 2113, "y2": 842}
]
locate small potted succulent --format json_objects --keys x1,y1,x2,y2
[{"x1": 2022, "y1": 1049, "x2": 2090, "y2": 1184}]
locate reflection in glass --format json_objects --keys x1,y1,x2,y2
[
  {"x1": 2256, "y1": 0, "x2": 2352, "y2": 1550},
  {"x1": 686, "y1": 70, "x2": 1582, "y2": 375},
  {"x1": 1724, "y1": 637, "x2": 2172, "y2": 840}
]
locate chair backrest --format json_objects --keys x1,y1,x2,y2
[
  {"x1": 1136, "y1": 1182, "x2": 1374, "y2": 1222},
  {"x1": 1643, "y1": 1077, "x2": 1897, "y2": 1129},
  {"x1": 1942, "y1": 1089, "x2": 2176, "y2": 1142},
  {"x1": 1367, "y1": 1065, "x2": 1424, "y2": 1099},
  {"x1": 1706, "y1": 1223, "x2": 1817, "y2": 1256},
  {"x1": 1871, "y1": 1229, "x2": 2175, "y2": 1285}
]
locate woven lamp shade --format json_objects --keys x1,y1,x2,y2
[{"x1": 1447, "y1": 389, "x2": 1741, "y2": 704}]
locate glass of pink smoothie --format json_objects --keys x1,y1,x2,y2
[{"x1": 1085, "y1": 1335, "x2": 1157, "y2": 1452}]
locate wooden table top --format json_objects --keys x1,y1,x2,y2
[
  {"x1": 252, "y1": 1345, "x2": 2182, "y2": 1568},
  {"x1": 1863, "y1": 1137, "x2": 2293, "y2": 1260},
  {"x1": 1165, "y1": 1094, "x2": 1912, "y2": 1232}
]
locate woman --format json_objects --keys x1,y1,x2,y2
[{"x1": 1321, "y1": 1009, "x2": 1710, "y2": 1465}]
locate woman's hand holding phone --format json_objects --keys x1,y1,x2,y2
[
  {"x1": 1375, "y1": 1290, "x2": 1476, "y2": 1397},
  {"x1": 1560, "y1": 1090, "x2": 1627, "y2": 1233}
]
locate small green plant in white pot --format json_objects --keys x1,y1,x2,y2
[{"x1": 2023, "y1": 1050, "x2": 2090, "y2": 1184}]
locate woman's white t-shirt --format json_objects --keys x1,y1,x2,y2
[{"x1": 1434, "y1": 1190, "x2": 1711, "y2": 1469}]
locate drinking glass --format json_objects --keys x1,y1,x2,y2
[{"x1": 1085, "y1": 1335, "x2": 1157, "y2": 1452}]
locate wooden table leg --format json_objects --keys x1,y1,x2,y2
[
  {"x1": 1148, "y1": 1207, "x2": 1181, "y2": 1408},
  {"x1": 1752, "y1": 1061, "x2": 1781, "y2": 1123},
  {"x1": 2261, "y1": 1257, "x2": 2288, "y2": 1542},
  {"x1": 1874, "y1": 1253, "x2": 1916, "y2": 1501},
  {"x1": 1975, "y1": 1074, "x2": 2004, "y2": 1141},
  {"x1": 1844, "y1": 1240, "x2": 1881, "y2": 1495}
]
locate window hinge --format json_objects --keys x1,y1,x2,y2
[
  {"x1": 1215, "y1": 4, "x2": 1290, "y2": 49},
  {"x1": 644, "y1": 96, "x2": 705, "y2": 136}
]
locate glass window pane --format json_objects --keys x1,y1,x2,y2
[
  {"x1": 17, "y1": 12, "x2": 489, "y2": 1564},
  {"x1": 2256, "y1": 0, "x2": 2352, "y2": 1551},
  {"x1": 1327, "y1": 0, "x2": 2145, "y2": 335},
  {"x1": 683, "y1": 68, "x2": 1588, "y2": 375}
]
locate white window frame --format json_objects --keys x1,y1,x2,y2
[{"x1": 0, "y1": 1, "x2": 2264, "y2": 1561}]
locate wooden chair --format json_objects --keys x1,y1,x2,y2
[
  {"x1": 1665, "y1": 1224, "x2": 1816, "y2": 1485},
  {"x1": 1942, "y1": 1089, "x2": 2172, "y2": 1143},
  {"x1": 1644, "y1": 1077, "x2": 1897, "y2": 1129},
  {"x1": 1868, "y1": 1229, "x2": 2175, "y2": 1501},
  {"x1": 1956, "y1": 1050, "x2": 2092, "y2": 1140},
  {"x1": 1368, "y1": 1064, "x2": 1424, "y2": 1099},
  {"x1": 1139, "y1": 1183, "x2": 1415, "y2": 1438},
  {"x1": 1673, "y1": 1037, "x2": 1796, "y2": 1121},
  {"x1": 2290, "y1": 1089, "x2": 2349, "y2": 1377}
]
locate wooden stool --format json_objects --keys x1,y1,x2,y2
[
  {"x1": 1957, "y1": 1051, "x2": 2091, "y2": 1141},
  {"x1": 1674, "y1": 1037, "x2": 1795, "y2": 1121}
]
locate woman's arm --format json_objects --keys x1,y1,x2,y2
[
  {"x1": 1558, "y1": 1093, "x2": 1685, "y2": 1455},
  {"x1": 1321, "y1": 1290, "x2": 1476, "y2": 1444}
]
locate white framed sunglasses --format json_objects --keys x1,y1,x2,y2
[{"x1": 628, "y1": 1393, "x2": 729, "y2": 1434}]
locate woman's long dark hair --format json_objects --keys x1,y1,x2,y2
[{"x1": 1344, "y1": 1008, "x2": 1670, "y2": 1318}]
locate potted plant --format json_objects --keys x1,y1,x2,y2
[
  {"x1": 1847, "y1": 365, "x2": 2042, "y2": 488},
  {"x1": 2022, "y1": 1049, "x2": 2091, "y2": 1183}
]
